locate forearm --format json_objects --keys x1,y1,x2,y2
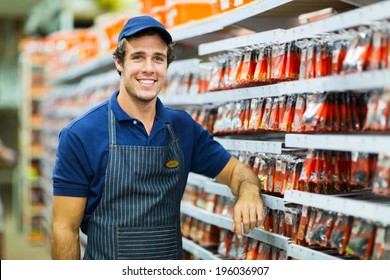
[
  {"x1": 229, "y1": 161, "x2": 262, "y2": 198},
  {"x1": 51, "y1": 225, "x2": 81, "y2": 260}
]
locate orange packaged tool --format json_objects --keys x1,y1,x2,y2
[
  {"x1": 372, "y1": 226, "x2": 390, "y2": 260},
  {"x1": 272, "y1": 210, "x2": 281, "y2": 234},
  {"x1": 277, "y1": 95, "x2": 287, "y2": 131},
  {"x1": 296, "y1": 206, "x2": 310, "y2": 245},
  {"x1": 305, "y1": 42, "x2": 317, "y2": 79},
  {"x1": 267, "y1": 97, "x2": 280, "y2": 131},
  {"x1": 257, "y1": 155, "x2": 270, "y2": 192},
  {"x1": 304, "y1": 208, "x2": 318, "y2": 243},
  {"x1": 331, "y1": 38, "x2": 349, "y2": 75},
  {"x1": 270, "y1": 43, "x2": 287, "y2": 82},
  {"x1": 248, "y1": 98, "x2": 265, "y2": 132},
  {"x1": 232, "y1": 51, "x2": 245, "y2": 88},
  {"x1": 285, "y1": 41, "x2": 301, "y2": 81},
  {"x1": 298, "y1": 150, "x2": 317, "y2": 192},
  {"x1": 207, "y1": 61, "x2": 225, "y2": 91},
  {"x1": 282, "y1": 158, "x2": 298, "y2": 194},
  {"x1": 199, "y1": 224, "x2": 220, "y2": 248},
  {"x1": 280, "y1": 94, "x2": 296, "y2": 132},
  {"x1": 238, "y1": 48, "x2": 257, "y2": 86},
  {"x1": 306, "y1": 210, "x2": 336, "y2": 247},
  {"x1": 259, "y1": 97, "x2": 273, "y2": 130},
  {"x1": 262, "y1": 207, "x2": 273, "y2": 232},
  {"x1": 256, "y1": 243, "x2": 272, "y2": 260},
  {"x1": 350, "y1": 152, "x2": 371, "y2": 189},
  {"x1": 253, "y1": 45, "x2": 272, "y2": 84},
  {"x1": 329, "y1": 213, "x2": 353, "y2": 255},
  {"x1": 218, "y1": 229, "x2": 233, "y2": 258},
  {"x1": 372, "y1": 154, "x2": 390, "y2": 196},
  {"x1": 278, "y1": 211, "x2": 286, "y2": 236},
  {"x1": 341, "y1": 27, "x2": 372, "y2": 74},
  {"x1": 315, "y1": 40, "x2": 332, "y2": 77},
  {"x1": 225, "y1": 52, "x2": 243, "y2": 89},
  {"x1": 365, "y1": 27, "x2": 388, "y2": 70},
  {"x1": 346, "y1": 218, "x2": 377, "y2": 260},
  {"x1": 245, "y1": 239, "x2": 259, "y2": 260},
  {"x1": 302, "y1": 93, "x2": 327, "y2": 132},
  {"x1": 291, "y1": 94, "x2": 306, "y2": 132}
]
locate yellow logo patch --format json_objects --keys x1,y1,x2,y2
[{"x1": 165, "y1": 160, "x2": 179, "y2": 168}]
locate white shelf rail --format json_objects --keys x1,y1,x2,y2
[
  {"x1": 161, "y1": 70, "x2": 390, "y2": 106},
  {"x1": 215, "y1": 137, "x2": 284, "y2": 155},
  {"x1": 285, "y1": 133, "x2": 390, "y2": 155},
  {"x1": 182, "y1": 238, "x2": 222, "y2": 260},
  {"x1": 180, "y1": 202, "x2": 290, "y2": 250},
  {"x1": 284, "y1": 190, "x2": 390, "y2": 226}
]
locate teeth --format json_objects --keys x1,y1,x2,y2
[{"x1": 139, "y1": 80, "x2": 155, "y2": 84}]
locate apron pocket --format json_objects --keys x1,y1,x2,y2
[{"x1": 116, "y1": 225, "x2": 178, "y2": 260}]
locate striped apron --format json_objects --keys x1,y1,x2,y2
[{"x1": 83, "y1": 106, "x2": 184, "y2": 259}]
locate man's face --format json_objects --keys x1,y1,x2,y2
[{"x1": 116, "y1": 34, "x2": 169, "y2": 103}]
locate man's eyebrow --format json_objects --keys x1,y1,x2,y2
[{"x1": 129, "y1": 51, "x2": 167, "y2": 58}]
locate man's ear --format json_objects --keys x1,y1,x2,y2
[{"x1": 114, "y1": 57, "x2": 123, "y2": 73}]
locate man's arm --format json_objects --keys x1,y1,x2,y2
[
  {"x1": 215, "y1": 156, "x2": 264, "y2": 237},
  {"x1": 51, "y1": 196, "x2": 87, "y2": 260}
]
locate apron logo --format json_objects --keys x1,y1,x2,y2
[{"x1": 165, "y1": 160, "x2": 179, "y2": 168}]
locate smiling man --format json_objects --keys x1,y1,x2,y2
[{"x1": 51, "y1": 16, "x2": 264, "y2": 260}]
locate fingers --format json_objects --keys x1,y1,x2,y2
[{"x1": 232, "y1": 201, "x2": 264, "y2": 237}]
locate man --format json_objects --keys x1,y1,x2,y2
[{"x1": 51, "y1": 15, "x2": 263, "y2": 260}]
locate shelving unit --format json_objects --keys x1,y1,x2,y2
[
  {"x1": 18, "y1": 43, "x2": 51, "y2": 245},
  {"x1": 39, "y1": 0, "x2": 390, "y2": 260}
]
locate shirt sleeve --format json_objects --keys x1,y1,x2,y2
[
  {"x1": 189, "y1": 119, "x2": 231, "y2": 179},
  {"x1": 52, "y1": 127, "x2": 92, "y2": 197}
]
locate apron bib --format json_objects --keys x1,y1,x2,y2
[{"x1": 84, "y1": 106, "x2": 184, "y2": 259}]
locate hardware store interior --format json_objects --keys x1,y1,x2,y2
[{"x1": 0, "y1": 0, "x2": 390, "y2": 260}]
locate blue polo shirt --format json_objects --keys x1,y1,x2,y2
[{"x1": 53, "y1": 90, "x2": 231, "y2": 232}]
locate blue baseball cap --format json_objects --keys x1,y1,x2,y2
[{"x1": 117, "y1": 15, "x2": 173, "y2": 44}]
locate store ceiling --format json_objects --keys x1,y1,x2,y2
[{"x1": 0, "y1": 0, "x2": 42, "y2": 19}]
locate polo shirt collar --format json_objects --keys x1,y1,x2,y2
[{"x1": 109, "y1": 90, "x2": 170, "y2": 124}]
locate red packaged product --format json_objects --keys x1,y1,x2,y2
[
  {"x1": 291, "y1": 94, "x2": 306, "y2": 132},
  {"x1": 341, "y1": 28, "x2": 372, "y2": 74},
  {"x1": 254, "y1": 45, "x2": 272, "y2": 84},
  {"x1": 346, "y1": 218, "x2": 376, "y2": 260},
  {"x1": 285, "y1": 41, "x2": 301, "y2": 81},
  {"x1": 270, "y1": 43, "x2": 287, "y2": 82},
  {"x1": 296, "y1": 206, "x2": 311, "y2": 245},
  {"x1": 372, "y1": 154, "x2": 390, "y2": 196},
  {"x1": 267, "y1": 97, "x2": 280, "y2": 131},
  {"x1": 350, "y1": 151, "x2": 371, "y2": 189},
  {"x1": 302, "y1": 93, "x2": 327, "y2": 132},
  {"x1": 307, "y1": 210, "x2": 336, "y2": 247},
  {"x1": 238, "y1": 48, "x2": 257, "y2": 86},
  {"x1": 248, "y1": 98, "x2": 265, "y2": 132},
  {"x1": 218, "y1": 229, "x2": 233, "y2": 258},
  {"x1": 372, "y1": 226, "x2": 390, "y2": 260},
  {"x1": 329, "y1": 213, "x2": 353, "y2": 254},
  {"x1": 277, "y1": 95, "x2": 287, "y2": 131},
  {"x1": 331, "y1": 38, "x2": 349, "y2": 75},
  {"x1": 245, "y1": 239, "x2": 259, "y2": 260},
  {"x1": 259, "y1": 97, "x2": 273, "y2": 130},
  {"x1": 256, "y1": 242, "x2": 272, "y2": 260},
  {"x1": 280, "y1": 94, "x2": 296, "y2": 132},
  {"x1": 200, "y1": 224, "x2": 220, "y2": 248}
]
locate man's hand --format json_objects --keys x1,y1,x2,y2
[{"x1": 232, "y1": 182, "x2": 264, "y2": 237}]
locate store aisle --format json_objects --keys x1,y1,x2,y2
[{"x1": 2, "y1": 184, "x2": 51, "y2": 260}]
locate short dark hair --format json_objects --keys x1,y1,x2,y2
[{"x1": 112, "y1": 28, "x2": 175, "y2": 75}]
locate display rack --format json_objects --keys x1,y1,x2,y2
[
  {"x1": 41, "y1": 0, "x2": 390, "y2": 260},
  {"x1": 19, "y1": 47, "x2": 50, "y2": 245}
]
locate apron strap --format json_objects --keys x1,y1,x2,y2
[{"x1": 108, "y1": 105, "x2": 117, "y2": 145}]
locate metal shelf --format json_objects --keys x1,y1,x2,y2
[
  {"x1": 181, "y1": 203, "x2": 290, "y2": 250},
  {"x1": 284, "y1": 190, "x2": 390, "y2": 226},
  {"x1": 161, "y1": 70, "x2": 390, "y2": 106},
  {"x1": 182, "y1": 238, "x2": 222, "y2": 260},
  {"x1": 215, "y1": 137, "x2": 284, "y2": 155},
  {"x1": 285, "y1": 133, "x2": 390, "y2": 155}
]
